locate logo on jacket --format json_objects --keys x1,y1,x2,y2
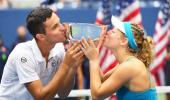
[
  {"x1": 51, "y1": 59, "x2": 57, "y2": 67},
  {"x1": 21, "y1": 57, "x2": 27, "y2": 63}
]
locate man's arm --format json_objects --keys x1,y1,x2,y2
[
  {"x1": 25, "y1": 43, "x2": 84, "y2": 100},
  {"x1": 57, "y1": 66, "x2": 76, "y2": 98},
  {"x1": 57, "y1": 51, "x2": 85, "y2": 98},
  {"x1": 77, "y1": 66, "x2": 84, "y2": 89},
  {"x1": 25, "y1": 63, "x2": 69, "y2": 100}
]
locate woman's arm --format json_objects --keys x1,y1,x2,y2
[
  {"x1": 89, "y1": 61, "x2": 133, "y2": 100},
  {"x1": 80, "y1": 38, "x2": 133, "y2": 99},
  {"x1": 101, "y1": 64, "x2": 118, "y2": 82}
]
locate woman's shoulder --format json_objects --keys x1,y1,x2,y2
[
  {"x1": 118, "y1": 57, "x2": 146, "y2": 75},
  {"x1": 124, "y1": 57, "x2": 145, "y2": 68}
]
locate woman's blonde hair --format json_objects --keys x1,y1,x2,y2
[{"x1": 129, "y1": 24, "x2": 154, "y2": 67}]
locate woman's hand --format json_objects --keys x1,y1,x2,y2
[
  {"x1": 97, "y1": 25, "x2": 107, "y2": 49},
  {"x1": 81, "y1": 38, "x2": 99, "y2": 61}
]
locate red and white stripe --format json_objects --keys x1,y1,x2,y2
[
  {"x1": 150, "y1": 11, "x2": 170, "y2": 85},
  {"x1": 96, "y1": 7, "x2": 104, "y2": 25},
  {"x1": 120, "y1": 1, "x2": 142, "y2": 23}
]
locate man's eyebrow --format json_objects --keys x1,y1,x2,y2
[{"x1": 51, "y1": 18, "x2": 60, "y2": 29}]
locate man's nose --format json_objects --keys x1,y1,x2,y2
[
  {"x1": 61, "y1": 23, "x2": 70, "y2": 31},
  {"x1": 60, "y1": 24, "x2": 65, "y2": 30}
]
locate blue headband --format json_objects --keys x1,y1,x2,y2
[{"x1": 123, "y1": 22, "x2": 138, "y2": 50}]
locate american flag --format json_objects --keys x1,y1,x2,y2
[
  {"x1": 114, "y1": 0, "x2": 142, "y2": 24},
  {"x1": 96, "y1": 0, "x2": 118, "y2": 74},
  {"x1": 96, "y1": 0, "x2": 142, "y2": 74},
  {"x1": 150, "y1": 0, "x2": 170, "y2": 86}
]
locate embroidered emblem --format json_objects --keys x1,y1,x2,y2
[
  {"x1": 51, "y1": 59, "x2": 57, "y2": 67},
  {"x1": 21, "y1": 57, "x2": 27, "y2": 63}
]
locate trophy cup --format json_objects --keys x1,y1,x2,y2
[{"x1": 66, "y1": 23, "x2": 102, "y2": 42}]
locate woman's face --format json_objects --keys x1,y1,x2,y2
[{"x1": 103, "y1": 28, "x2": 124, "y2": 49}]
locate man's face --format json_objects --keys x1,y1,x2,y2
[{"x1": 43, "y1": 12, "x2": 67, "y2": 44}]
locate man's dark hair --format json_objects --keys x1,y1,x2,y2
[{"x1": 26, "y1": 7, "x2": 53, "y2": 38}]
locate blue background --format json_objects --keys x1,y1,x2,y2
[{"x1": 0, "y1": 7, "x2": 159, "y2": 48}]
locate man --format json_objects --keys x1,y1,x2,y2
[
  {"x1": 0, "y1": 7, "x2": 84, "y2": 100},
  {"x1": 0, "y1": 35, "x2": 9, "y2": 81},
  {"x1": 10, "y1": 25, "x2": 28, "y2": 51}
]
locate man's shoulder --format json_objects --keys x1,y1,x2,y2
[
  {"x1": 11, "y1": 41, "x2": 33, "y2": 55},
  {"x1": 54, "y1": 43, "x2": 64, "y2": 48},
  {"x1": 53, "y1": 43, "x2": 65, "y2": 52}
]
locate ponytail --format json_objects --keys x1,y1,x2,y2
[
  {"x1": 136, "y1": 36, "x2": 154, "y2": 67},
  {"x1": 130, "y1": 24, "x2": 154, "y2": 67}
]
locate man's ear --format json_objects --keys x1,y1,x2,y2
[
  {"x1": 120, "y1": 37, "x2": 128, "y2": 46},
  {"x1": 35, "y1": 34, "x2": 46, "y2": 41}
]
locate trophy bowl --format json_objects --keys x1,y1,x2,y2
[{"x1": 68, "y1": 23, "x2": 102, "y2": 41}]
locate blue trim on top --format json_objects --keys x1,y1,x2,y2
[
  {"x1": 123, "y1": 22, "x2": 138, "y2": 51},
  {"x1": 116, "y1": 86, "x2": 158, "y2": 100}
]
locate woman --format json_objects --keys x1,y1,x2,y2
[{"x1": 80, "y1": 17, "x2": 157, "y2": 100}]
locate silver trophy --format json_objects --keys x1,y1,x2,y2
[{"x1": 66, "y1": 23, "x2": 102, "y2": 41}]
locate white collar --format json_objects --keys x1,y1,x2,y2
[
  {"x1": 30, "y1": 38, "x2": 64, "y2": 62},
  {"x1": 31, "y1": 38, "x2": 45, "y2": 62}
]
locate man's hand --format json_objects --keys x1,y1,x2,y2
[{"x1": 63, "y1": 42, "x2": 84, "y2": 68}]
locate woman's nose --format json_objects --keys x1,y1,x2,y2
[
  {"x1": 107, "y1": 30, "x2": 112, "y2": 35},
  {"x1": 106, "y1": 25, "x2": 112, "y2": 31}
]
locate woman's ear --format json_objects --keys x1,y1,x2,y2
[
  {"x1": 35, "y1": 34, "x2": 46, "y2": 41},
  {"x1": 120, "y1": 37, "x2": 128, "y2": 46}
]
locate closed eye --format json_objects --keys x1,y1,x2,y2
[
  {"x1": 52, "y1": 23, "x2": 59, "y2": 30},
  {"x1": 111, "y1": 30, "x2": 116, "y2": 34}
]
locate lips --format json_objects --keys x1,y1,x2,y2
[
  {"x1": 63, "y1": 32, "x2": 68, "y2": 40},
  {"x1": 64, "y1": 28, "x2": 71, "y2": 40}
]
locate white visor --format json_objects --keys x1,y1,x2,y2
[{"x1": 111, "y1": 16, "x2": 125, "y2": 33}]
